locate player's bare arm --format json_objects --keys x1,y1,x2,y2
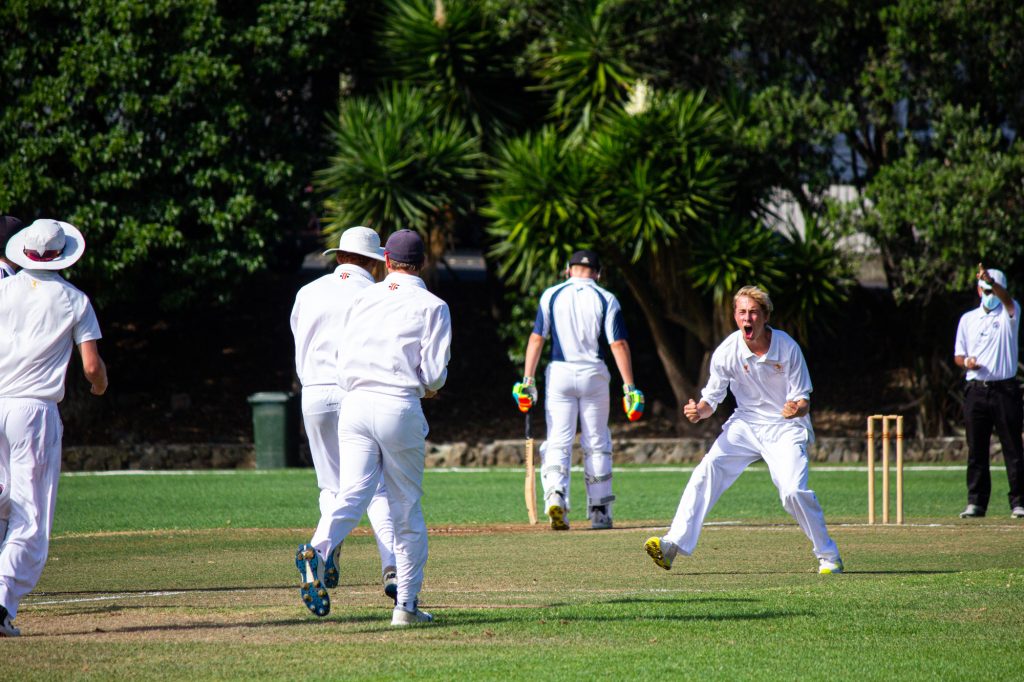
[
  {"x1": 79, "y1": 340, "x2": 108, "y2": 396},
  {"x1": 782, "y1": 398, "x2": 809, "y2": 419},
  {"x1": 522, "y1": 332, "x2": 546, "y2": 380},
  {"x1": 609, "y1": 339, "x2": 634, "y2": 386}
]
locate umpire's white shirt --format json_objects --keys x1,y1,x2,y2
[
  {"x1": 702, "y1": 328, "x2": 813, "y2": 436},
  {"x1": 337, "y1": 272, "x2": 451, "y2": 398},
  {"x1": 533, "y1": 277, "x2": 627, "y2": 364},
  {"x1": 290, "y1": 264, "x2": 374, "y2": 388},
  {"x1": 0, "y1": 270, "x2": 102, "y2": 402},
  {"x1": 954, "y1": 300, "x2": 1021, "y2": 382}
]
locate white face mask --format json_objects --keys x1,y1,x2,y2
[{"x1": 981, "y1": 292, "x2": 1001, "y2": 311}]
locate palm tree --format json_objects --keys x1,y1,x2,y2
[{"x1": 316, "y1": 83, "x2": 483, "y2": 262}]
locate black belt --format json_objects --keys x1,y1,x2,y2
[{"x1": 968, "y1": 378, "x2": 1018, "y2": 387}]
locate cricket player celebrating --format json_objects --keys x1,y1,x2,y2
[
  {"x1": 297, "y1": 229, "x2": 451, "y2": 626},
  {"x1": 0, "y1": 219, "x2": 108, "y2": 637},
  {"x1": 645, "y1": 285, "x2": 842, "y2": 575},
  {"x1": 513, "y1": 249, "x2": 643, "y2": 531},
  {"x1": 290, "y1": 226, "x2": 398, "y2": 613}
]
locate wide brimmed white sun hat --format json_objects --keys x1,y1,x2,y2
[
  {"x1": 322, "y1": 225, "x2": 386, "y2": 261},
  {"x1": 5, "y1": 219, "x2": 86, "y2": 270}
]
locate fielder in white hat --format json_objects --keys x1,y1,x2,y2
[
  {"x1": 289, "y1": 226, "x2": 398, "y2": 617},
  {"x1": 0, "y1": 219, "x2": 108, "y2": 637},
  {"x1": 302, "y1": 229, "x2": 451, "y2": 626}
]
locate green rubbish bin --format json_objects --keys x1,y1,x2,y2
[{"x1": 247, "y1": 392, "x2": 300, "y2": 469}]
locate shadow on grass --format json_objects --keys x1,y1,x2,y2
[
  {"x1": 32, "y1": 585, "x2": 295, "y2": 597},
  {"x1": 39, "y1": 612, "x2": 389, "y2": 637}
]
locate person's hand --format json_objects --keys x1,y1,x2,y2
[
  {"x1": 977, "y1": 262, "x2": 991, "y2": 286},
  {"x1": 683, "y1": 399, "x2": 703, "y2": 423},
  {"x1": 781, "y1": 400, "x2": 801, "y2": 419},
  {"x1": 964, "y1": 356, "x2": 979, "y2": 370},
  {"x1": 622, "y1": 384, "x2": 645, "y2": 422},
  {"x1": 423, "y1": 389, "x2": 438, "y2": 399},
  {"x1": 512, "y1": 377, "x2": 537, "y2": 412}
]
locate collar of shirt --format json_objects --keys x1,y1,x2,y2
[
  {"x1": 334, "y1": 263, "x2": 374, "y2": 282},
  {"x1": 383, "y1": 271, "x2": 427, "y2": 290}
]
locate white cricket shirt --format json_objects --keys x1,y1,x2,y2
[
  {"x1": 0, "y1": 262, "x2": 15, "y2": 278},
  {"x1": 532, "y1": 277, "x2": 627, "y2": 365},
  {"x1": 0, "y1": 270, "x2": 102, "y2": 402},
  {"x1": 290, "y1": 264, "x2": 375, "y2": 387},
  {"x1": 336, "y1": 272, "x2": 451, "y2": 398},
  {"x1": 954, "y1": 299, "x2": 1021, "y2": 381},
  {"x1": 702, "y1": 327, "x2": 813, "y2": 431}
]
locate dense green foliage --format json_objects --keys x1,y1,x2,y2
[{"x1": 0, "y1": 0, "x2": 350, "y2": 306}]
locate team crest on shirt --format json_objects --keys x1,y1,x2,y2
[
  {"x1": 772, "y1": 363, "x2": 785, "y2": 374},
  {"x1": 742, "y1": 363, "x2": 749, "y2": 374},
  {"x1": 389, "y1": 282, "x2": 399, "y2": 290},
  {"x1": 339, "y1": 272, "x2": 350, "y2": 279}
]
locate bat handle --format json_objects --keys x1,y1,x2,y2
[{"x1": 525, "y1": 411, "x2": 532, "y2": 441}]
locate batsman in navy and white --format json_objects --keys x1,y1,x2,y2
[
  {"x1": 644, "y1": 285, "x2": 843, "y2": 575},
  {"x1": 297, "y1": 229, "x2": 451, "y2": 626},
  {"x1": 513, "y1": 249, "x2": 644, "y2": 531},
  {"x1": 290, "y1": 226, "x2": 398, "y2": 613},
  {"x1": 0, "y1": 219, "x2": 108, "y2": 637}
]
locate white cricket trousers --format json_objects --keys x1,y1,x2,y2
[
  {"x1": 540, "y1": 361, "x2": 614, "y2": 513},
  {"x1": 302, "y1": 385, "x2": 396, "y2": 572},
  {"x1": 310, "y1": 390, "x2": 429, "y2": 609},
  {"x1": 0, "y1": 398, "x2": 63, "y2": 619},
  {"x1": 664, "y1": 418, "x2": 840, "y2": 561}
]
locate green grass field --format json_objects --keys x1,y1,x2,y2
[{"x1": 4, "y1": 465, "x2": 1023, "y2": 680}]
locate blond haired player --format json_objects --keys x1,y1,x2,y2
[
  {"x1": 290, "y1": 226, "x2": 398, "y2": 615},
  {"x1": 645, "y1": 285, "x2": 842, "y2": 575},
  {"x1": 0, "y1": 219, "x2": 108, "y2": 637}
]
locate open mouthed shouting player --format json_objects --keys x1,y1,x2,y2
[
  {"x1": 644, "y1": 285, "x2": 843, "y2": 575},
  {"x1": 513, "y1": 249, "x2": 644, "y2": 531},
  {"x1": 290, "y1": 226, "x2": 399, "y2": 612}
]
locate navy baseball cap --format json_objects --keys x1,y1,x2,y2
[
  {"x1": 384, "y1": 229, "x2": 425, "y2": 265},
  {"x1": 569, "y1": 249, "x2": 600, "y2": 271},
  {"x1": 0, "y1": 215, "x2": 24, "y2": 249}
]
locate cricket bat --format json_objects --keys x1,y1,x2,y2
[{"x1": 524, "y1": 411, "x2": 537, "y2": 525}]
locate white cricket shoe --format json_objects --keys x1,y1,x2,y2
[
  {"x1": 1011, "y1": 506, "x2": 1024, "y2": 519},
  {"x1": 818, "y1": 557, "x2": 844, "y2": 575},
  {"x1": 590, "y1": 505, "x2": 613, "y2": 530},
  {"x1": 391, "y1": 602, "x2": 433, "y2": 626}
]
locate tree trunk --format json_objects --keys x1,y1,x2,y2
[{"x1": 617, "y1": 264, "x2": 700, "y2": 418}]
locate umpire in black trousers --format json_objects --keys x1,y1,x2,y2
[{"x1": 953, "y1": 264, "x2": 1024, "y2": 519}]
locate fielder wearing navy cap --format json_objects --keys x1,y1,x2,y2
[
  {"x1": 384, "y1": 229, "x2": 425, "y2": 266},
  {"x1": 569, "y1": 249, "x2": 600, "y2": 272}
]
